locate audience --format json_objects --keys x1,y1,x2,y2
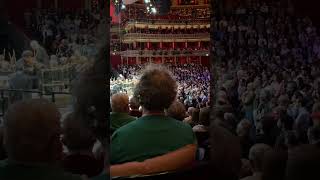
[
  {"x1": 111, "y1": 65, "x2": 196, "y2": 164},
  {"x1": 112, "y1": 64, "x2": 210, "y2": 110},
  {"x1": 240, "y1": 144, "x2": 272, "y2": 180},
  {"x1": 0, "y1": 99, "x2": 87, "y2": 180},
  {"x1": 61, "y1": 112, "x2": 104, "y2": 177},
  {"x1": 165, "y1": 100, "x2": 187, "y2": 121},
  {"x1": 110, "y1": 93, "x2": 136, "y2": 133}
]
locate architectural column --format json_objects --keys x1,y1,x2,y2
[
  {"x1": 198, "y1": 41, "x2": 201, "y2": 49},
  {"x1": 171, "y1": 0, "x2": 177, "y2": 6},
  {"x1": 54, "y1": 0, "x2": 58, "y2": 9},
  {"x1": 147, "y1": 42, "x2": 150, "y2": 49},
  {"x1": 160, "y1": 41, "x2": 163, "y2": 49},
  {"x1": 172, "y1": 41, "x2": 175, "y2": 49},
  {"x1": 136, "y1": 56, "x2": 141, "y2": 64},
  {"x1": 37, "y1": 0, "x2": 42, "y2": 8},
  {"x1": 85, "y1": 0, "x2": 91, "y2": 10},
  {"x1": 198, "y1": 0, "x2": 205, "y2": 5},
  {"x1": 185, "y1": 41, "x2": 188, "y2": 48}
]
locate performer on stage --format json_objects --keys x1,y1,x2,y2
[{"x1": 30, "y1": 40, "x2": 50, "y2": 66}]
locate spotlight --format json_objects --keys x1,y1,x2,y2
[
  {"x1": 121, "y1": 4, "x2": 126, "y2": 9},
  {"x1": 144, "y1": 0, "x2": 150, "y2": 3},
  {"x1": 151, "y1": 7, "x2": 157, "y2": 14}
]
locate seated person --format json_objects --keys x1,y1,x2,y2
[
  {"x1": 165, "y1": 100, "x2": 187, "y2": 121},
  {"x1": 110, "y1": 93, "x2": 136, "y2": 133},
  {"x1": 111, "y1": 65, "x2": 196, "y2": 165},
  {"x1": 61, "y1": 112, "x2": 104, "y2": 177},
  {"x1": 240, "y1": 144, "x2": 272, "y2": 180},
  {"x1": 0, "y1": 99, "x2": 87, "y2": 180}
]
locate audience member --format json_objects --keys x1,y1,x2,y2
[
  {"x1": 240, "y1": 144, "x2": 272, "y2": 180},
  {"x1": 61, "y1": 112, "x2": 104, "y2": 177},
  {"x1": 0, "y1": 99, "x2": 88, "y2": 180},
  {"x1": 110, "y1": 93, "x2": 136, "y2": 133},
  {"x1": 111, "y1": 65, "x2": 196, "y2": 164}
]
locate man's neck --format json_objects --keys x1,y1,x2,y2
[{"x1": 142, "y1": 109, "x2": 165, "y2": 117}]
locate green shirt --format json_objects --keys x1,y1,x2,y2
[
  {"x1": 92, "y1": 172, "x2": 109, "y2": 180},
  {"x1": 110, "y1": 112, "x2": 136, "y2": 132},
  {"x1": 111, "y1": 115, "x2": 196, "y2": 164},
  {"x1": 0, "y1": 159, "x2": 84, "y2": 180}
]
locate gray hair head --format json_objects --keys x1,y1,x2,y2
[
  {"x1": 249, "y1": 143, "x2": 272, "y2": 172},
  {"x1": 21, "y1": 50, "x2": 33, "y2": 58},
  {"x1": 30, "y1": 40, "x2": 40, "y2": 49}
]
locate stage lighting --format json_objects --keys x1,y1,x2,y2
[
  {"x1": 121, "y1": 4, "x2": 126, "y2": 9},
  {"x1": 151, "y1": 7, "x2": 157, "y2": 14}
]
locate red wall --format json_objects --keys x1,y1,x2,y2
[{"x1": 111, "y1": 55, "x2": 122, "y2": 68}]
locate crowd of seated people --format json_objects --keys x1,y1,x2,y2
[
  {"x1": 0, "y1": 45, "x2": 108, "y2": 180},
  {"x1": 110, "y1": 64, "x2": 210, "y2": 177},
  {"x1": 115, "y1": 64, "x2": 210, "y2": 109},
  {"x1": 110, "y1": 1, "x2": 320, "y2": 179},
  {"x1": 208, "y1": 1, "x2": 320, "y2": 180},
  {"x1": 24, "y1": 9, "x2": 101, "y2": 60},
  {"x1": 120, "y1": 5, "x2": 210, "y2": 25},
  {"x1": 3, "y1": 0, "x2": 320, "y2": 179},
  {"x1": 126, "y1": 27, "x2": 209, "y2": 34}
]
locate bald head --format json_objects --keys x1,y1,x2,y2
[
  {"x1": 3, "y1": 99, "x2": 61, "y2": 163},
  {"x1": 249, "y1": 143, "x2": 272, "y2": 172},
  {"x1": 111, "y1": 93, "x2": 129, "y2": 113}
]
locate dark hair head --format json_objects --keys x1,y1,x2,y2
[
  {"x1": 72, "y1": 44, "x2": 108, "y2": 141},
  {"x1": 262, "y1": 150, "x2": 288, "y2": 180},
  {"x1": 286, "y1": 145, "x2": 320, "y2": 180},
  {"x1": 199, "y1": 107, "x2": 210, "y2": 126}
]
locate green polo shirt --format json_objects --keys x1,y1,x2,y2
[
  {"x1": 92, "y1": 172, "x2": 110, "y2": 180},
  {"x1": 111, "y1": 115, "x2": 196, "y2": 164},
  {"x1": 110, "y1": 112, "x2": 136, "y2": 132},
  {"x1": 0, "y1": 159, "x2": 83, "y2": 180}
]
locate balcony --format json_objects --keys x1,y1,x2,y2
[
  {"x1": 119, "y1": 50, "x2": 209, "y2": 57},
  {"x1": 122, "y1": 33, "x2": 210, "y2": 42}
]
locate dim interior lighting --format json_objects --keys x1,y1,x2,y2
[
  {"x1": 206, "y1": 54, "x2": 209, "y2": 56},
  {"x1": 121, "y1": 4, "x2": 126, "y2": 9}
]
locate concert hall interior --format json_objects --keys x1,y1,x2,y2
[{"x1": 0, "y1": 0, "x2": 320, "y2": 180}]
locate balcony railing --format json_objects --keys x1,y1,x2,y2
[
  {"x1": 125, "y1": 18, "x2": 210, "y2": 24},
  {"x1": 120, "y1": 50, "x2": 209, "y2": 57},
  {"x1": 123, "y1": 33, "x2": 209, "y2": 39}
]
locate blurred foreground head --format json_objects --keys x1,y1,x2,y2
[
  {"x1": 286, "y1": 145, "x2": 320, "y2": 180},
  {"x1": 3, "y1": 99, "x2": 61, "y2": 163},
  {"x1": 72, "y1": 44, "x2": 108, "y2": 142}
]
